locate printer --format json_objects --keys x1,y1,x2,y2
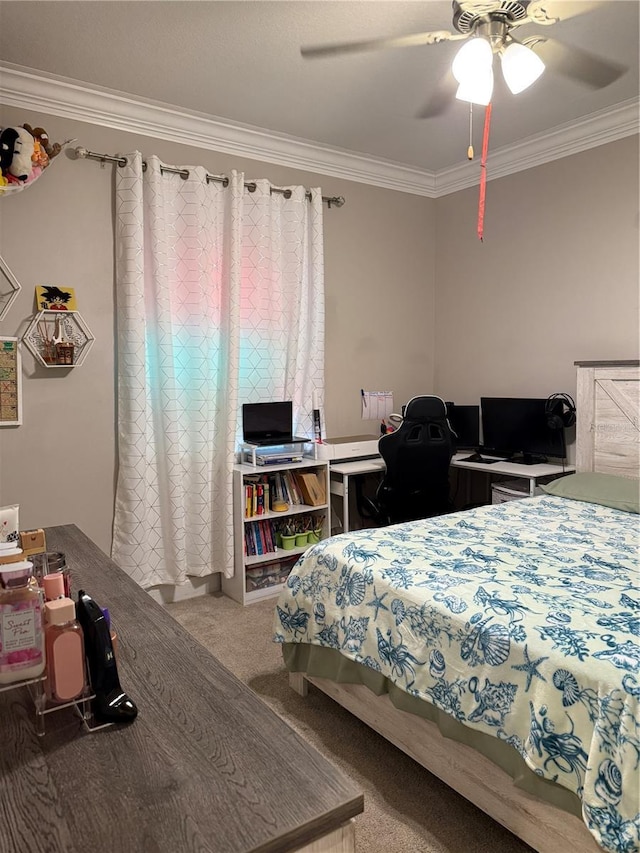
[{"x1": 314, "y1": 434, "x2": 380, "y2": 462}]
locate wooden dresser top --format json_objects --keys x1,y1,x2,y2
[{"x1": 0, "y1": 524, "x2": 362, "y2": 853}]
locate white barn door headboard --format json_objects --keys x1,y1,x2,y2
[{"x1": 575, "y1": 360, "x2": 640, "y2": 478}]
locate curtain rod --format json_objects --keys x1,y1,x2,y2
[{"x1": 73, "y1": 147, "x2": 345, "y2": 208}]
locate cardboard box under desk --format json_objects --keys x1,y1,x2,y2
[{"x1": 295, "y1": 472, "x2": 325, "y2": 506}]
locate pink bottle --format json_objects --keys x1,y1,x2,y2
[
  {"x1": 0, "y1": 555, "x2": 45, "y2": 685},
  {"x1": 43, "y1": 572, "x2": 65, "y2": 601},
  {"x1": 44, "y1": 598, "x2": 86, "y2": 703}
]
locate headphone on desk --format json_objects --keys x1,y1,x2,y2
[{"x1": 545, "y1": 393, "x2": 576, "y2": 430}]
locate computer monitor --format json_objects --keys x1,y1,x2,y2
[
  {"x1": 445, "y1": 403, "x2": 480, "y2": 450},
  {"x1": 480, "y1": 397, "x2": 566, "y2": 464}
]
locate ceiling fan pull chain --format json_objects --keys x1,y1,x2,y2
[
  {"x1": 477, "y1": 102, "x2": 492, "y2": 242},
  {"x1": 467, "y1": 104, "x2": 474, "y2": 161}
]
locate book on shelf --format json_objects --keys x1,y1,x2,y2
[
  {"x1": 244, "y1": 468, "x2": 326, "y2": 515},
  {"x1": 264, "y1": 471, "x2": 303, "y2": 508},
  {"x1": 255, "y1": 454, "x2": 303, "y2": 466},
  {"x1": 244, "y1": 478, "x2": 271, "y2": 518},
  {"x1": 285, "y1": 471, "x2": 303, "y2": 504},
  {"x1": 243, "y1": 518, "x2": 278, "y2": 557}
]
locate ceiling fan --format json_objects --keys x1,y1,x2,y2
[{"x1": 301, "y1": 1, "x2": 627, "y2": 117}]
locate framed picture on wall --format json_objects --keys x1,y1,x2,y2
[
  {"x1": 35, "y1": 285, "x2": 77, "y2": 312},
  {"x1": 0, "y1": 337, "x2": 22, "y2": 426}
]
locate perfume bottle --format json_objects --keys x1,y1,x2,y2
[
  {"x1": 44, "y1": 598, "x2": 86, "y2": 703},
  {"x1": 0, "y1": 553, "x2": 45, "y2": 685}
]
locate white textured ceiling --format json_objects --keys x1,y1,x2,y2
[{"x1": 0, "y1": 1, "x2": 638, "y2": 173}]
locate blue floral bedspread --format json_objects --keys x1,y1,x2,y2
[{"x1": 273, "y1": 495, "x2": 640, "y2": 853}]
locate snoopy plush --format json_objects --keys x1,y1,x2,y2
[{"x1": 0, "y1": 126, "x2": 35, "y2": 181}]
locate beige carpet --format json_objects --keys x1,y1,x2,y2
[{"x1": 167, "y1": 593, "x2": 534, "y2": 853}]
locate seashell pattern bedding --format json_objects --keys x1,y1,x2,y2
[{"x1": 274, "y1": 494, "x2": 640, "y2": 853}]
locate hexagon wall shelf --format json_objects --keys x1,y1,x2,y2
[
  {"x1": 0, "y1": 256, "x2": 22, "y2": 321},
  {"x1": 23, "y1": 310, "x2": 95, "y2": 368}
]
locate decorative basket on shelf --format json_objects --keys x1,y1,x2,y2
[{"x1": 23, "y1": 310, "x2": 95, "y2": 369}]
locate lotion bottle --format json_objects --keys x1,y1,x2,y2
[
  {"x1": 0, "y1": 553, "x2": 45, "y2": 685},
  {"x1": 44, "y1": 598, "x2": 86, "y2": 703}
]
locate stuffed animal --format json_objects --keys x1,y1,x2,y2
[
  {"x1": 22, "y1": 124, "x2": 62, "y2": 163},
  {"x1": 23, "y1": 125, "x2": 49, "y2": 169},
  {"x1": 31, "y1": 138, "x2": 48, "y2": 169},
  {"x1": 23, "y1": 124, "x2": 61, "y2": 160},
  {"x1": 0, "y1": 126, "x2": 35, "y2": 181},
  {"x1": 23, "y1": 165, "x2": 42, "y2": 186}
]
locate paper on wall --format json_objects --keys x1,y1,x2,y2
[{"x1": 361, "y1": 390, "x2": 393, "y2": 420}]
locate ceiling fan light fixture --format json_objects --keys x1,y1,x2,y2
[
  {"x1": 451, "y1": 37, "x2": 493, "y2": 83},
  {"x1": 455, "y1": 68, "x2": 494, "y2": 106},
  {"x1": 501, "y1": 42, "x2": 545, "y2": 94}
]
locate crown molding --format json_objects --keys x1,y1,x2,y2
[
  {"x1": 0, "y1": 64, "x2": 438, "y2": 196},
  {"x1": 1, "y1": 63, "x2": 638, "y2": 199},
  {"x1": 435, "y1": 99, "x2": 640, "y2": 196}
]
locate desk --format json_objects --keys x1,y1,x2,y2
[
  {"x1": 451, "y1": 455, "x2": 575, "y2": 497},
  {"x1": 329, "y1": 454, "x2": 574, "y2": 533},
  {"x1": 0, "y1": 525, "x2": 363, "y2": 853},
  {"x1": 329, "y1": 458, "x2": 386, "y2": 534}
]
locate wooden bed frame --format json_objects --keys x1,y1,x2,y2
[
  {"x1": 575, "y1": 360, "x2": 640, "y2": 477},
  {"x1": 290, "y1": 360, "x2": 639, "y2": 853}
]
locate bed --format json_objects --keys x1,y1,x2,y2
[{"x1": 273, "y1": 361, "x2": 640, "y2": 853}]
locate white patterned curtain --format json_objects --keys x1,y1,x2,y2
[{"x1": 112, "y1": 153, "x2": 324, "y2": 587}]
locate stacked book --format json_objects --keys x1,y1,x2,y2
[
  {"x1": 255, "y1": 452, "x2": 304, "y2": 466},
  {"x1": 244, "y1": 519, "x2": 278, "y2": 557},
  {"x1": 244, "y1": 479, "x2": 271, "y2": 517}
]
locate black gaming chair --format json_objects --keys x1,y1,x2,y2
[{"x1": 356, "y1": 395, "x2": 455, "y2": 526}]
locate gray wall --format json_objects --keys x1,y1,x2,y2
[
  {"x1": 1, "y1": 104, "x2": 637, "y2": 560},
  {"x1": 0, "y1": 105, "x2": 436, "y2": 554},
  {"x1": 433, "y1": 136, "x2": 640, "y2": 413}
]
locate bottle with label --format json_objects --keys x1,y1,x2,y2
[
  {"x1": 0, "y1": 550, "x2": 45, "y2": 685},
  {"x1": 44, "y1": 598, "x2": 86, "y2": 703}
]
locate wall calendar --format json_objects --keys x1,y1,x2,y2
[{"x1": 0, "y1": 337, "x2": 22, "y2": 426}]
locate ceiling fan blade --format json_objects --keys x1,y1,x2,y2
[
  {"x1": 523, "y1": 36, "x2": 627, "y2": 88},
  {"x1": 301, "y1": 30, "x2": 466, "y2": 59},
  {"x1": 523, "y1": 1, "x2": 604, "y2": 26}
]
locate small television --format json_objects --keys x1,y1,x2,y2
[
  {"x1": 480, "y1": 397, "x2": 566, "y2": 464},
  {"x1": 445, "y1": 403, "x2": 480, "y2": 450}
]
